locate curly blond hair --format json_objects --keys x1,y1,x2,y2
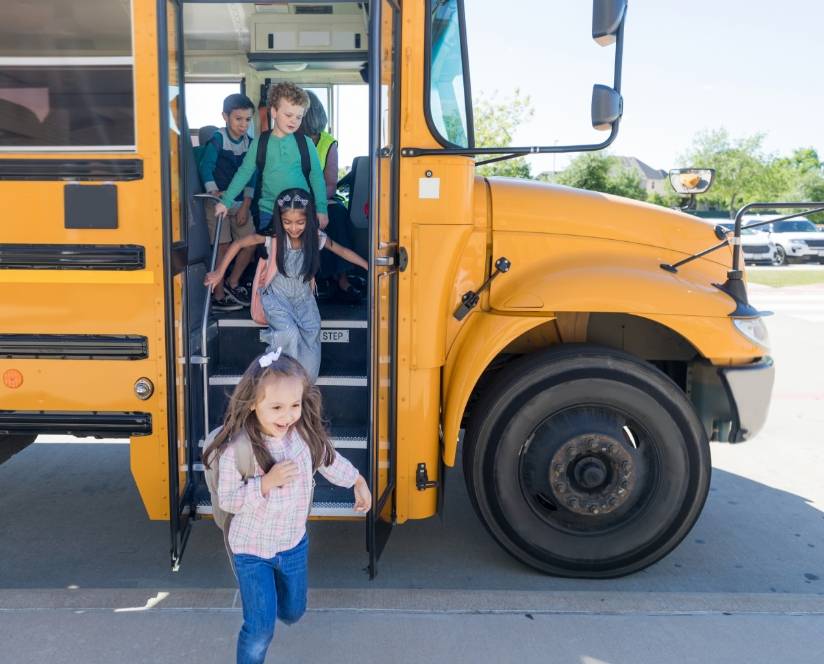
[{"x1": 267, "y1": 82, "x2": 310, "y2": 110}]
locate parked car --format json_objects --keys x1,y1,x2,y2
[
  {"x1": 714, "y1": 220, "x2": 779, "y2": 266},
  {"x1": 745, "y1": 216, "x2": 824, "y2": 266}
]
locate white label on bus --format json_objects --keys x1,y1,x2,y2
[
  {"x1": 322, "y1": 329, "x2": 349, "y2": 343},
  {"x1": 419, "y1": 177, "x2": 440, "y2": 199}
]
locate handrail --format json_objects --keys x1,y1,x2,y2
[
  {"x1": 661, "y1": 201, "x2": 824, "y2": 317},
  {"x1": 193, "y1": 193, "x2": 225, "y2": 449}
]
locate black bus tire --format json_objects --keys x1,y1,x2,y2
[{"x1": 463, "y1": 345, "x2": 711, "y2": 578}]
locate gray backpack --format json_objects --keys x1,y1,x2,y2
[{"x1": 203, "y1": 426, "x2": 256, "y2": 557}]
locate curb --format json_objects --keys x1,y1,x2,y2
[{"x1": 2, "y1": 588, "x2": 824, "y2": 616}]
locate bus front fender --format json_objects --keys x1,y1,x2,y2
[{"x1": 442, "y1": 312, "x2": 548, "y2": 467}]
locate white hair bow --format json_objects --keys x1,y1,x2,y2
[{"x1": 258, "y1": 347, "x2": 282, "y2": 368}]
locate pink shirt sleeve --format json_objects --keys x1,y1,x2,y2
[
  {"x1": 217, "y1": 442, "x2": 266, "y2": 514},
  {"x1": 317, "y1": 450, "x2": 359, "y2": 488}
]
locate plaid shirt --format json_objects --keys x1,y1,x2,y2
[{"x1": 218, "y1": 429, "x2": 359, "y2": 558}]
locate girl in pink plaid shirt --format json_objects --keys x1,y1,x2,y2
[{"x1": 204, "y1": 350, "x2": 371, "y2": 664}]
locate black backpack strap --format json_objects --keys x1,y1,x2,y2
[
  {"x1": 294, "y1": 130, "x2": 316, "y2": 205},
  {"x1": 251, "y1": 130, "x2": 271, "y2": 228}
]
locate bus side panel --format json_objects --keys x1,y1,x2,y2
[{"x1": 0, "y1": 0, "x2": 173, "y2": 519}]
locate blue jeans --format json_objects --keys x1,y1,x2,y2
[{"x1": 233, "y1": 535, "x2": 308, "y2": 664}]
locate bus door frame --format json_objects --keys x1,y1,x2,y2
[
  {"x1": 367, "y1": 0, "x2": 401, "y2": 579},
  {"x1": 159, "y1": 0, "x2": 199, "y2": 570}
]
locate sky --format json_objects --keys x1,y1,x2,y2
[
  {"x1": 185, "y1": 1, "x2": 823, "y2": 176},
  {"x1": 464, "y1": 0, "x2": 824, "y2": 174}
]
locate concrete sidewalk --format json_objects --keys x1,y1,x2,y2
[{"x1": 2, "y1": 589, "x2": 824, "y2": 664}]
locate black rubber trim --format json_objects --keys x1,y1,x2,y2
[
  {"x1": 0, "y1": 159, "x2": 143, "y2": 181},
  {"x1": 0, "y1": 334, "x2": 148, "y2": 360},
  {"x1": 0, "y1": 411, "x2": 152, "y2": 437},
  {"x1": 0, "y1": 244, "x2": 145, "y2": 270}
]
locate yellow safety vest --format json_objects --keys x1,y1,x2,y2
[{"x1": 315, "y1": 131, "x2": 337, "y2": 169}]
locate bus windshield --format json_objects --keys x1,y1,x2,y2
[{"x1": 428, "y1": 0, "x2": 471, "y2": 147}]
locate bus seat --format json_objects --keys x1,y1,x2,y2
[
  {"x1": 183, "y1": 130, "x2": 211, "y2": 267},
  {"x1": 0, "y1": 99, "x2": 43, "y2": 144},
  {"x1": 347, "y1": 156, "x2": 370, "y2": 230},
  {"x1": 182, "y1": 121, "x2": 211, "y2": 336}
]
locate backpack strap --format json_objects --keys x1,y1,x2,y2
[
  {"x1": 263, "y1": 235, "x2": 279, "y2": 287},
  {"x1": 233, "y1": 432, "x2": 257, "y2": 480},
  {"x1": 251, "y1": 130, "x2": 272, "y2": 227},
  {"x1": 294, "y1": 130, "x2": 316, "y2": 205}
]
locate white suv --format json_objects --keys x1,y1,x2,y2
[
  {"x1": 748, "y1": 216, "x2": 824, "y2": 265},
  {"x1": 714, "y1": 220, "x2": 779, "y2": 266}
]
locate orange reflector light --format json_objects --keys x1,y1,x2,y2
[{"x1": 3, "y1": 369, "x2": 23, "y2": 389}]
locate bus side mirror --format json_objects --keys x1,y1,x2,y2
[
  {"x1": 592, "y1": 0, "x2": 628, "y2": 46},
  {"x1": 591, "y1": 84, "x2": 623, "y2": 131},
  {"x1": 669, "y1": 168, "x2": 715, "y2": 195}
]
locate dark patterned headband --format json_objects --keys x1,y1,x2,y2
[{"x1": 277, "y1": 192, "x2": 310, "y2": 209}]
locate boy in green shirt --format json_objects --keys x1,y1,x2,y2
[{"x1": 214, "y1": 82, "x2": 329, "y2": 230}]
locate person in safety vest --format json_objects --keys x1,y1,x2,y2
[{"x1": 301, "y1": 90, "x2": 364, "y2": 303}]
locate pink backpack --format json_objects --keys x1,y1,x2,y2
[{"x1": 250, "y1": 236, "x2": 278, "y2": 325}]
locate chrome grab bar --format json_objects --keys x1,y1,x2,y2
[{"x1": 193, "y1": 193, "x2": 225, "y2": 446}]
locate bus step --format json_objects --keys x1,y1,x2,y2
[
  {"x1": 186, "y1": 428, "x2": 368, "y2": 480},
  {"x1": 208, "y1": 372, "x2": 368, "y2": 430},
  {"x1": 213, "y1": 301, "x2": 367, "y2": 375},
  {"x1": 195, "y1": 496, "x2": 365, "y2": 519}
]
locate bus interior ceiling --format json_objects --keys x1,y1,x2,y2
[{"x1": 182, "y1": 2, "x2": 369, "y2": 141}]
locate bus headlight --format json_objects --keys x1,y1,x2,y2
[{"x1": 733, "y1": 317, "x2": 770, "y2": 349}]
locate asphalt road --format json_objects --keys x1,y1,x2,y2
[{"x1": 1, "y1": 280, "x2": 823, "y2": 663}]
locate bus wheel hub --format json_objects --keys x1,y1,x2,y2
[{"x1": 549, "y1": 434, "x2": 635, "y2": 516}]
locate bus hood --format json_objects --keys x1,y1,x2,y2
[{"x1": 485, "y1": 177, "x2": 730, "y2": 267}]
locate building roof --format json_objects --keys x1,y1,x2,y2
[{"x1": 617, "y1": 156, "x2": 667, "y2": 181}]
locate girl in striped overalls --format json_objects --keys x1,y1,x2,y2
[{"x1": 205, "y1": 187, "x2": 367, "y2": 382}]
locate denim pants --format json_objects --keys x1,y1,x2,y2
[{"x1": 233, "y1": 535, "x2": 308, "y2": 664}]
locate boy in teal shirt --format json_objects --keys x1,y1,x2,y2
[{"x1": 214, "y1": 82, "x2": 328, "y2": 230}]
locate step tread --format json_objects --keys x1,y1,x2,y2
[
  {"x1": 195, "y1": 500, "x2": 364, "y2": 519},
  {"x1": 215, "y1": 301, "x2": 367, "y2": 323},
  {"x1": 209, "y1": 372, "x2": 366, "y2": 387},
  {"x1": 196, "y1": 427, "x2": 367, "y2": 450},
  {"x1": 218, "y1": 318, "x2": 367, "y2": 329}
]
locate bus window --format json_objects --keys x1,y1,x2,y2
[
  {"x1": 0, "y1": 0, "x2": 135, "y2": 150},
  {"x1": 185, "y1": 82, "x2": 243, "y2": 141},
  {"x1": 427, "y1": 0, "x2": 471, "y2": 148}
]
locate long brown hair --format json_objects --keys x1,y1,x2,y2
[
  {"x1": 274, "y1": 187, "x2": 320, "y2": 282},
  {"x1": 203, "y1": 353, "x2": 335, "y2": 472}
]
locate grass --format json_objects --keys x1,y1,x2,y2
[{"x1": 747, "y1": 269, "x2": 824, "y2": 288}]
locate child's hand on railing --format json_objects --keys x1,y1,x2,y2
[
  {"x1": 204, "y1": 270, "x2": 223, "y2": 288},
  {"x1": 214, "y1": 202, "x2": 229, "y2": 219}
]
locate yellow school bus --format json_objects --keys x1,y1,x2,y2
[{"x1": 0, "y1": 0, "x2": 774, "y2": 577}]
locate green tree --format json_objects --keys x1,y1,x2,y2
[
  {"x1": 473, "y1": 90, "x2": 534, "y2": 179},
  {"x1": 554, "y1": 153, "x2": 647, "y2": 201},
  {"x1": 778, "y1": 148, "x2": 824, "y2": 204},
  {"x1": 679, "y1": 129, "x2": 789, "y2": 218}
]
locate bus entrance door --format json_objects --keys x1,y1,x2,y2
[
  {"x1": 366, "y1": 0, "x2": 401, "y2": 579},
  {"x1": 160, "y1": 0, "x2": 201, "y2": 570}
]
